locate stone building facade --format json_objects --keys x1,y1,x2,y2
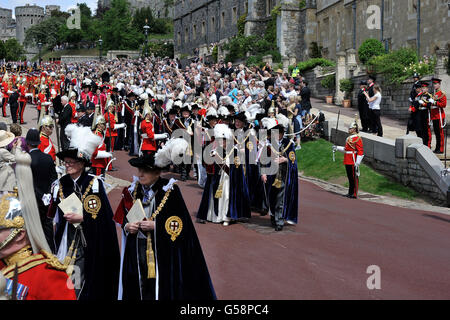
[
  {"x1": 313, "y1": 0, "x2": 450, "y2": 61},
  {"x1": 174, "y1": 0, "x2": 279, "y2": 57},
  {"x1": 174, "y1": 0, "x2": 450, "y2": 62},
  {"x1": 98, "y1": 0, "x2": 174, "y2": 18}
]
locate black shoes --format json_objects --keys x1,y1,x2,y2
[
  {"x1": 275, "y1": 226, "x2": 283, "y2": 232},
  {"x1": 343, "y1": 194, "x2": 357, "y2": 199},
  {"x1": 434, "y1": 149, "x2": 443, "y2": 154},
  {"x1": 196, "y1": 218, "x2": 206, "y2": 224},
  {"x1": 270, "y1": 215, "x2": 276, "y2": 227}
]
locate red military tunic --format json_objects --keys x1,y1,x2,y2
[
  {"x1": 37, "y1": 92, "x2": 47, "y2": 112},
  {"x1": 18, "y1": 85, "x2": 27, "y2": 103},
  {"x1": 140, "y1": 119, "x2": 156, "y2": 152},
  {"x1": 104, "y1": 112, "x2": 118, "y2": 138},
  {"x1": 343, "y1": 134, "x2": 364, "y2": 166},
  {"x1": 430, "y1": 90, "x2": 447, "y2": 121},
  {"x1": 91, "y1": 129, "x2": 108, "y2": 170},
  {"x1": 39, "y1": 133, "x2": 56, "y2": 161},
  {"x1": 0, "y1": 250, "x2": 76, "y2": 300},
  {"x1": 69, "y1": 101, "x2": 78, "y2": 123}
]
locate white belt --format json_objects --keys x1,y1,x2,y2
[{"x1": 345, "y1": 151, "x2": 357, "y2": 154}]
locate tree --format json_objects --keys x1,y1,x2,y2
[
  {"x1": 132, "y1": 7, "x2": 154, "y2": 33},
  {"x1": 99, "y1": 0, "x2": 143, "y2": 51},
  {"x1": 25, "y1": 16, "x2": 66, "y2": 47},
  {"x1": 0, "y1": 41, "x2": 7, "y2": 60},
  {"x1": 358, "y1": 38, "x2": 385, "y2": 65},
  {"x1": 4, "y1": 39, "x2": 25, "y2": 61}
]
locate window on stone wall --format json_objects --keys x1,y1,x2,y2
[
  {"x1": 177, "y1": 32, "x2": 181, "y2": 45},
  {"x1": 384, "y1": 0, "x2": 392, "y2": 17},
  {"x1": 185, "y1": 27, "x2": 188, "y2": 43},
  {"x1": 323, "y1": 17, "x2": 329, "y2": 47},
  {"x1": 193, "y1": 24, "x2": 197, "y2": 40},
  {"x1": 202, "y1": 21, "x2": 206, "y2": 36},
  {"x1": 31, "y1": 19, "x2": 33, "y2": 24},
  {"x1": 232, "y1": 7, "x2": 237, "y2": 23},
  {"x1": 244, "y1": 1, "x2": 248, "y2": 14},
  {"x1": 211, "y1": 16, "x2": 215, "y2": 31},
  {"x1": 266, "y1": 0, "x2": 273, "y2": 16},
  {"x1": 221, "y1": 11, "x2": 225, "y2": 28},
  {"x1": 408, "y1": 0, "x2": 417, "y2": 14}
]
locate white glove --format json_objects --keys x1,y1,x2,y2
[
  {"x1": 141, "y1": 133, "x2": 148, "y2": 139},
  {"x1": 115, "y1": 123, "x2": 125, "y2": 130},
  {"x1": 106, "y1": 123, "x2": 109, "y2": 128},
  {"x1": 409, "y1": 97, "x2": 413, "y2": 102},
  {"x1": 429, "y1": 98, "x2": 435, "y2": 104},
  {"x1": 134, "y1": 111, "x2": 140, "y2": 117},
  {"x1": 355, "y1": 155, "x2": 364, "y2": 167},
  {"x1": 96, "y1": 151, "x2": 112, "y2": 159},
  {"x1": 333, "y1": 146, "x2": 345, "y2": 153},
  {"x1": 154, "y1": 133, "x2": 169, "y2": 140},
  {"x1": 418, "y1": 100, "x2": 424, "y2": 105}
]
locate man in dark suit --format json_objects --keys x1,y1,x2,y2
[
  {"x1": 26, "y1": 128, "x2": 57, "y2": 253},
  {"x1": 58, "y1": 95, "x2": 72, "y2": 150},
  {"x1": 300, "y1": 80, "x2": 312, "y2": 115},
  {"x1": 8, "y1": 86, "x2": 20, "y2": 124},
  {"x1": 225, "y1": 62, "x2": 234, "y2": 77}
]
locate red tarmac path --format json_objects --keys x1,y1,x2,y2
[{"x1": 10, "y1": 103, "x2": 450, "y2": 300}]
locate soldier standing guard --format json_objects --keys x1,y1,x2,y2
[
  {"x1": 430, "y1": 78, "x2": 447, "y2": 154},
  {"x1": 333, "y1": 117, "x2": 364, "y2": 199},
  {"x1": 38, "y1": 115, "x2": 56, "y2": 162}
]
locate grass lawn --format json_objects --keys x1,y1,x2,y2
[{"x1": 296, "y1": 139, "x2": 418, "y2": 200}]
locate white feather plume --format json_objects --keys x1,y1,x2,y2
[
  {"x1": 214, "y1": 123, "x2": 232, "y2": 140},
  {"x1": 276, "y1": 113, "x2": 290, "y2": 129},
  {"x1": 65, "y1": 124, "x2": 102, "y2": 160},
  {"x1": 155, "y1": 138, "x2": 189, "y2": 168}
]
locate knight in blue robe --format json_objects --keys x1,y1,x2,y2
[
  {"x1": 114, "y1": 154, "x2": 216, "y2": 300},
  {"x1": 48, "y1": 138, "x2": 120, "y2": 300},
  {"x1": 260, "y1": 118, "x2": 299, "y2": 231}
]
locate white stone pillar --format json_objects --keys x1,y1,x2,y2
[{"x1": 335, "y1": 51, "x2": 346, "y2": 106}]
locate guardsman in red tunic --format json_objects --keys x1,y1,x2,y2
[
  {"x1": 69, "y1": 92, "x2": 78, "y2": 124},
  {"x1": 90, "y1": 115, "x2": 112, "y2": 177},
  {"x1": 38, "y1": 115, "x2": 57, "y2": 161},
  {"x1": 0, "y1": 157, "x2": 76, "y2": 300},
  {"x1": 17, "y1": 79, "x2": 28, "y2": 124},
  {"x1": 333, "y1": 118, "x2": 364, "y2": 199},
  {"x1": 430, "y1": 78, "x2": 447, "y2": 154},
  {"x1": 1, "y1": 74, "x2": 9, "y2": 117}
]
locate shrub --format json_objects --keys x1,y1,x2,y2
[
  {"x1": 296, "y1": 58, "x2": 335, "y2": 73},
  {"x1": 368, "y1": 48, "x2": 419, "y2": 85},
  {"x1": 358, "y1": 38, "x2": 385, "y2": 64},
  {"x1": 211, "y1": 45, "x2": 218, "y2": 62},
  {"x1": 321, "y1": 74, "x2": 335, "y2": 94},
  {"x1": 339, "y1": 78, "x2": 354, "y2": 99}
]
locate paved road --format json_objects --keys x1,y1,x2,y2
[{"x1": 3, "y1": 103, "x2": 450, "y2": 300}]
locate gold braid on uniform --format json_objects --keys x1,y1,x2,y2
[
  {"x1": 132, "y1": 182, "x2": 174, "y2": 279},
  {"x1": 346, "y1": 135, "x2": 361, "y2": 149}
]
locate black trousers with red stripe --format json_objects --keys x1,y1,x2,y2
[
  {"x1": 18, "y1": 101, "x2": 26, "y2": 123},
  {"x1": 2, "y1": 97, "x2": 8, "y2": 117},
  {"x1": 432, "y1": 119, "x2": 445, "y2": 153},
  {"x1": 345, "y1": 165, "x2": 359, "y2": 198}
]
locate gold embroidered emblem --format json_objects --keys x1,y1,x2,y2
[
  {"x1": 234, "y1": 156, "x2": 241, "y2": 168},
  {"x1": 246, "y1": 141, "x2": 254, "y2": 152},
  {"x1": 165, "y1": 216, "x2": 183, "y2": 241},
  {"x1": 83, "y1": 195, "x2": 101, "y2": 219},
  {"x1": 289, "y1": 151, "x2": 296, "y2": 163}
]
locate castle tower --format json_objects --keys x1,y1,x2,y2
[
  {"x1": 0, "y1": 7, "x2": 13, "y2": 30},
  {"x1": 15, "y1": 4, "x2": 45, "y2": 44},
  {"x1": 45, "y1": 5, "x2": 61, "y2": 18}
]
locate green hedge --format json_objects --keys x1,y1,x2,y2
[{"x1": 358, "y1": 38, "x2": 385, "y2": 65}]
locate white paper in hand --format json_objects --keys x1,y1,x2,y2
[
  {"x1": 126, "y1": 199, "x2": 146, "y2": 224},
  {"x1": 58, "y1": 193, "x2": 82, "y2": 228}
]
